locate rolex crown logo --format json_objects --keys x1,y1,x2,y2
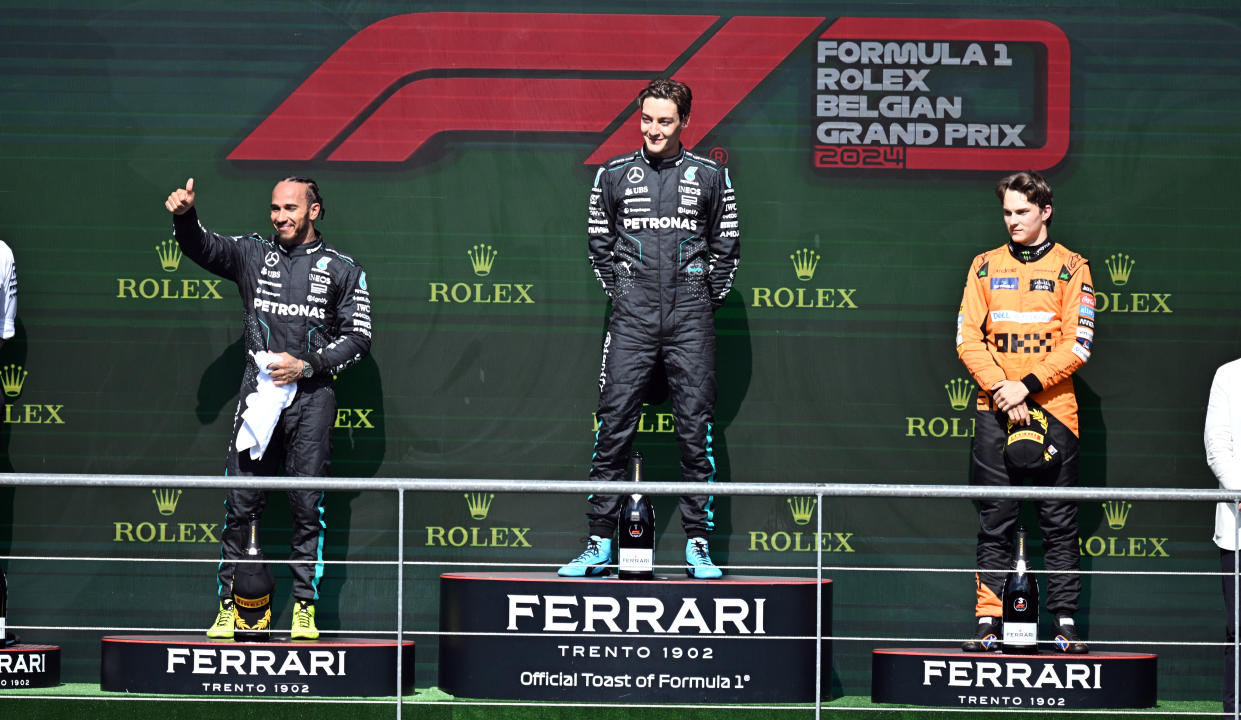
[
  {"x1": 945, "y1": 378, "x2": 974, "y2": 411},
  {"x1": 464, "y1": 492, "x2": 495, "y2": 520},
  {"x1": 1105, "y1": 253, "x2": 1135, "y2": 286},
  {"x1": 152, "y1": 488, "x2": 183, "y2": 517},
  {"x1": 1, "y1": 363, "x2": 27, "y2": 398},
  {"x1": 467, "y1": 244, "x2": 498, "y2": 277},
  {"x1": 1102, "y1": 500, "x2": 1132, "y2": 530},
  {"x1": 157, "y1": 238, "x2": 183, "y2": 272},
  {"x1": 789, "y1": 248, "x2": 820, "y2": 282},
  {"x1": 787, "y1": 496, "x2": 817, "y2": 526}
]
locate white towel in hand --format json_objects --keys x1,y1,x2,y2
[{"x1": 235, "y1": 351, "x2": 298, "y2": 460}]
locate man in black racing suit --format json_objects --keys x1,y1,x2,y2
[
  {"x1": 559, "y1": 79, "x2": 740, "y2": 579},
  {"x1": 165, "y1": 176, "x2": 371, "y2": 640}
]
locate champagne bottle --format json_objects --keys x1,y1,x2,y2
[
  {"x1": 233, "y1": 514, "x2": 275, "y2": 641},
  {"x1": 1001, "y1": 526, "x2": 1039, "y2": 654},
  {"x1": 617, "y1": 452, "x2": 655, "y2": 580}
]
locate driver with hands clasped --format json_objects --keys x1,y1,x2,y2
[
  {"x1": 955, "y1": 171, "x2": 1093, "y2": 654},
  {"x1": 165, "y1": 176, "x2": 371, "y2": 641}
]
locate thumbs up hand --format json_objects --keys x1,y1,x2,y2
[{"x1": 165, "y1": 178, "x2": 196, "y2": 215}]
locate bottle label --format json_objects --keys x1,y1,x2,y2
[
  {"x1": 1003, "y1": 622, "x2": 1037, "y2": 645},
  {"x1": 618, "y1": 547, "x2": 653, "y2": 572}
]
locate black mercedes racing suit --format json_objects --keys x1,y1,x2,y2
[
  {"x1": 585, "y1": 146, "x2": 739, "y2": 539},
  {"x1": 173, "y1": 208, "x2": 372, "y2": 602}
]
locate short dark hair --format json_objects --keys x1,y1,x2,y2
[
  {"x1": 637, "y1": 79, "x2": 692, "y2": 121},
  {"x1": 280, "y1": 176, "x2": 325, "y2": 219},
  {"x1": 996, "y1": 171, "x2": 1052, "y2": 226}
]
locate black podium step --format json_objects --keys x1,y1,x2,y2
[
  {"x1": 872, "y1": 647, "x2": 1157, "y2": 709},
  {"x1": 438, "y1": 571, "x2": 832, "y2": 702},
  {"x1": 0, "y1": 643, "x2": 60, "y2": 689},
  {"x1": 101, "y1": 635, "x2": 413, "y2": 697}
]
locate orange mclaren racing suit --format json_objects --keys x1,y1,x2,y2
[{"x1": 956, "y1": 238, "x2": 1095, "y2": 618}]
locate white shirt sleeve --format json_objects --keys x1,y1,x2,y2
[{"x1": 0, "y1": 241, "x2": 15, "y2": 340}]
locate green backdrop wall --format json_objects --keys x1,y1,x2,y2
[{"x1": 0, "y1": 0, "x2": 1238, "y2": 702}]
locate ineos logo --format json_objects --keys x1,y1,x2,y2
[
  {"x1": 264, "y1": 251, "x2": 280, "y2": 268},
  {"x1": 626, "y1": 167, "x2": 645, "y2": 184}
]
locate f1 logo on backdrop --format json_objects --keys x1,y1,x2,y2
[
  {"x1": 228, "y1": 12, "x2": 1069, "y2": 171},
  {"x1": 229, "y1": 12, "x2": 822, "y2": 164}
]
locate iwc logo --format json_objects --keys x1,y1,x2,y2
[
  {"x1": 905, "y1": 377, "x2": 976, "y2": 438},
  {"x1": 1095, "y1": 253, "x2": 1171, "y2": 314},
  {"x1": 750, "y1": 247, "x2": 859, "y2": 309},
  {"x1": 428, "y1": 244, "x2": 534, "y2": 304},
  {"x1": 116, "y1": 239, "x2": 225, "y2": 300},
  {"x1": 113, "y1": 488, "x2": 220, "y2": 544},
  {"x1": 424, "y1": 493, "x2": 532, "y2": 548},
  {"x1": 2, "y1": 364, "x2": 66, "y2": 425},
  {"x1": 1078, "y1": 501, "x2": 1170, "y2": 558},
  {"x1": 748, "y1": 495, "x2": 855, "y2": 553}
]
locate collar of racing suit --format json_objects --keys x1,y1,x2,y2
[
  {"x1": 640, "y1": 144, "x2": 686, "y2": 171},
  {"x1": 270, "y1": 230, "x2": 324, "y2": 257},
  {"x1": 1007, "y1": 237, "x2": 1055, "y2": 264}
]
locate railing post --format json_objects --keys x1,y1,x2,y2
[
  {"x1": 815, "y1": 490, "x2": 823, "y2": 720},
  {"x1": 396, "y1": 487, "x2": 405, "y2": 720}
]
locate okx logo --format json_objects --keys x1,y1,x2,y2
[
  {"x1": 116, "y1": 238, "x2": 224, "y2": 301},
  {"x1": 2, "y1": 364, "x2": 66, "y2": 426},
  {"x1": 1095, "y1": 253, "x2": 1172, "y2": 314},
  {"x1": 227, "y1": 13, "x2": 823, "y2": 164},
  {"x1": 425, "y1": 493, "x2": 532, "y2": 549},
  {"x1": 905, "y1": 377, "x2": 976, "y2": 439},
  {"x1": 428, "y1": 244, "x2": 534, "y2": 305},
  {"x1": 751, "y1": 247, "x2": 859, "y2": 310}
]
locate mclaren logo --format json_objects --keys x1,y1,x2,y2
[
  {"x1": 117, "y1": 239, "x2": 224, "y2": 301},
  {"x1": 425, "y1": 493, "x2": 532, "y2": 548},
  {"x1": 227, "y1": 12, "x2": 821, "y2": 165},
  {"x1": 429, "y1": 243, "x2": 534, "y2": 305},
  {"x1": 1095, "y1": 252, "x2": 1171, "y2": 314},
  {"x1": 751, "y1": 246, "x2": 858, "y2": 309}
]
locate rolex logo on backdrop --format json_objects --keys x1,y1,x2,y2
[
  {"x1": 1079, "y1": 501, "x2": 1170, "y2": 558},
  {"x1": 116, "y1": 238, "x2": 225, "y2": 300},
  {"x1": 1095, "y1": 252, "x2": 1171, "y2": 314},
  {"x1": 428, "y1": 243, "x2": 535, "y2": 304},
  {"x1": 424, "y1": 493, "x2": 533, "y2": 548},
  {"x1": 592, "y1": 403, "x2": 676, "y2": 434},
  {"x1": 748, "y1": 495, "x2": 855, "y2": 553},
  {"x1": 2, "y1": 364, "x2": 66, "y2": 425},
  {"x1": 113, "y1": 488, "x2": 219, "y2": 544},
  {"x1": 152, "y1": 488, "x2": 183, "y2": 516},
  {"x1": 750, "y1": 246, "x2": 859, "y2": 309},
  {"x1": 904, "y1": 377, "x2": 976, "y2": 438}
]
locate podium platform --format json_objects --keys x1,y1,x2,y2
[
  {"x1": 872, "y1": 647, "x2": 1157, "y2": 709},
  {"x1": 438, "y1": 571, "x2": 832, "y2": 702},
  {"x1": 101, "y1": 635, "x2": 414, "y2": 697},
  {"x1": 0, "y1": 642, "x2": 60, "y2": 689}
]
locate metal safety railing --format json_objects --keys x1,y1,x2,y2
[{"x1": 0, "y1": 473, "x2": 1237, "y2": 719}]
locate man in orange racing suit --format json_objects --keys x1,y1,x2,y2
[{"x1": 956, "y1": 171, "x2": 1093, "y2": 654}]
